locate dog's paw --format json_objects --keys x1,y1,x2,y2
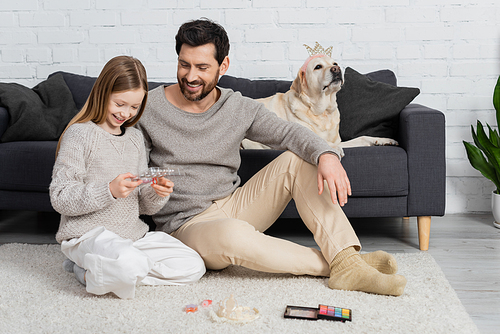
[
  {"x1": 373, "y1": 138, "x2": 398, "y2": 146},
  {"x1": 339, "y1": 136, "x2": 398, "y2": 148}
]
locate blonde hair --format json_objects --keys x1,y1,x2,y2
[{"x1": 56, "y1": 55, "x2": 148, "y2": 155}]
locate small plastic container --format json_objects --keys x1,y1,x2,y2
[{"x1": 131, "y1": 166, "x2": 185, "y2": 184}]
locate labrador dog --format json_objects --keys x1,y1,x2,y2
[{"x1": 241, "y1": 55, "x2": 397, "y2": 149}]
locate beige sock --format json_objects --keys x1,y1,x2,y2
[
  {"x1": 360, "y1": 250, "x2": 398, "y2": 274},
  {"x1": 329, "y1": 247, "x2": 407, "y2": 296}
]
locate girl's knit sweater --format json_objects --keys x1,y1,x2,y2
[{"x1": 50, "y1": 121, "x2": 169, "y2": 243}]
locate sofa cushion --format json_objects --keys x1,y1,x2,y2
[
  {"x1": 364, "y1": 69, "x2": 397, "y2": 86},
  {"x1": 0, "y1": 141, "x2": 57, "y2": 192},
  {"x1": 239, "y1": 146, "x2": 408, "y2": 198},
  {"x1": 341, "y1": 146, "x2": 408, "y2": 197},
  {"x1": 50, "y1": 71, "x2": 97, "y2": 111},
  {"x1": 0, "y1": 73, "x2": 79, "y2": 142},
  {"x1": 336, "y1": 67, "x2": 420, "y2": 141},
  {"x1": 0, "y1": 107, "x2": 8, "y2": 138}
]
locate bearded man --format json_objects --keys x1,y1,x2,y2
[{"x1": 135, "y1": 18, "x2": 406, "y2": 296}]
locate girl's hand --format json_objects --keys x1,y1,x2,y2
[
  {"x1": 151, "y1": 177, "x2": 174, "y2": 198},
  {"x1": 109, "y1": 173, "x2": 143, "y2": 198}
]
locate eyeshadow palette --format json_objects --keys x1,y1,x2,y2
[
  {"x1": 317, "y1": 304, "x2": 351, "y2": 322},
  {"x1": 284, "y1": 304, "x2": 351, "y2": 322}
]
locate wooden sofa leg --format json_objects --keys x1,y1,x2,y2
[{"x1": 417, "y1": 216, "x2": 431, "y2": 251}]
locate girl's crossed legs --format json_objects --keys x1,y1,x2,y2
[{"x1": 61, "y1": 226, "x2": 205, "y2": 299}]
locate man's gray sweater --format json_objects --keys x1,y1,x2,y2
[{"x1": 136, "y1": 85, "x2": 339, "y2": 233}]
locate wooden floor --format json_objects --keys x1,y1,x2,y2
[{"x1": 1, "y1": 211, "x2": 499, "y2": 334}]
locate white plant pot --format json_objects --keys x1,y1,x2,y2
[{"x1": 491, "y1": 191, "x2": 500, "y2": 229}]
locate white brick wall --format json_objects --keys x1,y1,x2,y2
[{"x1": 0, "y1": 0, "x2": 499, "y2": 214}]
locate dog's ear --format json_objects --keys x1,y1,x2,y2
[
  {"x1": 290, "y1": 75, "x2": 301, "y2": 94},
  {"x1": 291, "y1": 70, "x2": 313, "y2": 108},
  {"x1": 291, "y1": 70, "x2": 307, "y2": 95}
]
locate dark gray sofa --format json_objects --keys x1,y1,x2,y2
[{"x1": 0, "y1": 70, "x2": 445, "y2": 250}]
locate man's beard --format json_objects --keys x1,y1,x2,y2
[{"x1": 178, "y1": 71, "x2": 219, "y2": 102}]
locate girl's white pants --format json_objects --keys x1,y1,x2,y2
[{"x1": 61, "y1": 226, "x2": 206, "y2": 299}]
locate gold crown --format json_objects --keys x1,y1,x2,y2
[{"x1": 303, "y1": 42, "x2": 332, "y2": 57}]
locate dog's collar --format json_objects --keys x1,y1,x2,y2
[{"x1": 300, "y1": 54, "x2": 326, "y2": 73}]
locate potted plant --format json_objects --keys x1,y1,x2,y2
[{"x1": 463, "y1": 74, "x2": 500, "y2": 228}]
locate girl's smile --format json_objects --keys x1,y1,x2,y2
[{"x1": 99, "y1": 88, "x2": 145, "y2": 135}]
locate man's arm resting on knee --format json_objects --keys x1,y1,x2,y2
[{"x1": 317, "y1": 153, "x2": 351, "y2": 207}]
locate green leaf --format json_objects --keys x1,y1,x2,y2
[
  {"x1": 474, "y1": 121, "x2": 500, "y2": 171},
  {"x1": 471, "y1": 123, "x2": 484, "y2": 152},
  {"x1": 495, "y1": 129, "x2": 500, "y2": 147},
  {"x1": 464, "y1": 141, "x2": 500, "y2": 191},
  {"x1": 487, "y1": 124, "x2": 500, "y2": 148},
  {"x1": 494, "y1": 75, "x2": 500, "y2": 129}
]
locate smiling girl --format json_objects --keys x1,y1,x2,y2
[{"x1": 50, "y1": 56, "x2": 205, "y2": 299}]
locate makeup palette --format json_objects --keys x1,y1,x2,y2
[{"x1": 284, "y1": 304, "x2": 351, "y2": 322}]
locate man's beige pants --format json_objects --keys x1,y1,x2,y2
[{"x1": 171, "y1": 151, "x2": 361, "y2": 277}]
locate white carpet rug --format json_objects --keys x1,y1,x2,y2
[{"x1": 0, "y1": 244, "x2": 479, "y2": 334}]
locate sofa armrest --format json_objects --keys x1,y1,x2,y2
[
  {"x1": 0, "y1": 107, "x2": 9, "y2": 139},
  {"x1": 398, "y1": 103, "x2": 446, "y2": 216}
]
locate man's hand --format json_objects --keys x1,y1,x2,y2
[{"x1": 317, "y1": 153, "x2": 351, "y2": 206}]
